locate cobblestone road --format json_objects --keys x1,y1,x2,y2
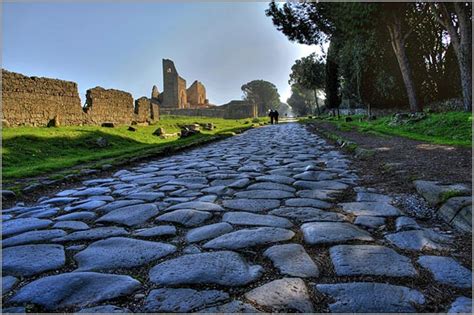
[{"x1": 2, "y1": 123, "x2": 472, "y2": 313}]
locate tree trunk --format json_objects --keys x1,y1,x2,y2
[
  {"x1": 387, "y1": 16, "x2": 422, "y2": 112},
  {"x1": 313, "y1": 90, "x2": 321, "y2": 116},
  {"x1": 432, "y1": 3, "x2": 472, "y2": 111}
]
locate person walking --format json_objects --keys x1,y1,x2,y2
[
  {"x1": 274, "y1": 109, "x2": 279, "y2": 124},
  {"x1": 268, "y1": 109, "x2": 274, "y2": 124}
]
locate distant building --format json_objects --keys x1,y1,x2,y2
[{"x1": 156, "y1": 59, "x2": 208, "y2": 109}]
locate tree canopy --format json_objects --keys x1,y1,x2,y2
[
  {"x1": 241, "y1": 80, "x2": 281, "y2": 116},
  {"x1": 266, "y1": 1, "x2": 471, "y2": 113}
]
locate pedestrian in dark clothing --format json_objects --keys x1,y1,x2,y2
[
  {"x1": 268, "y1": 110, "x2": 274, "y2": 124},
  {"x1": 274, "y1": 110, "x2": 279, "y2": 124}
]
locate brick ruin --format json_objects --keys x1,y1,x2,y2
[
  {"x1": 1, "y1": 60, "x2": 257, "y2": 127},
  {"x1": 1, "y1": 70, "x2": 87, "y2": 126},
  {"x1": 157, "y1": 59, "x2": 209, "y2": 109},
  {"x1": 1, "y1": 69, "x2": 158, "y2": 127},
  {"x1": 152, "y1": 59, "x2": 257, "y2": 119}
]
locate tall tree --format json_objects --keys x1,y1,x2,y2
[
  {"x1": 325, "y1": 39, "x2": 341, "y2": 116},
  {"x1": 431, "y1": 2, "x2": 472, "y2": 111},
  {"x1": 266, "y1": 2, "x2": 426, "y2": 112},
  {"x1": 241, "y1": 80, "x2": 280, "y2": 116},
  {"x1": 289, "y1": 53, "x2": 326, "y2": 115},
  {"x1": 384, "y1": 3, "x2": 423, "y2": 112}
]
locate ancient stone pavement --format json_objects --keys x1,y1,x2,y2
[{"x1": 2, "y1": 123, "x2": 472, "y2": 313}]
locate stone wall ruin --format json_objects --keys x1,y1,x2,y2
[
  {"x1": 2, "y1": 69, "x2": 158, "y2": 127},
  {"x1": 1, "y1": 69, "x2": 87, "y2": 126},
  {"x1": 2, "y1": 59, "x2": 259, "y2": 127},
  {"x1": 153, "y1": 59, "x2": 257, "y2": 119}
]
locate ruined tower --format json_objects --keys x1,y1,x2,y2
[
  {"x1": 161, "y1": 59, "x2": 188, "y2": 109},
  {"x1": 187, "y1": 80, "x2": 208, "y2": 108}
]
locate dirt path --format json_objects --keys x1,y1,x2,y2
[{"x1": 307, "y1": 121, "x2": 472, "y2": 193}]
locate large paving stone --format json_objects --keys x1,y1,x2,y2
[
  {"x1": 223, "y1": 212, "x2": 293, "y2": 228},
  {"x1": 244, "y1": 278, "x2": 314, "y2": 313},
  {"x1": 297, "y1": 189, "x2": 340, "y2": 201},
  {"x1": 294, "y1": 180, "x2": 348, "y2": 190},
  {"x1": 2, "y1": 229, "x2": 67, "y2": 247},
  {"x1": 413, "y1": 180, "x2": 470, "y2": 206},
  {"x1": 55, "y1": 211, "x2": 96, "y2": 221},
  {"x1": 330, "y1": 245, "x2": 418, "y2": 277},
  {"x1": 264, "y1": 244, "x2": 319, "y2": 277},
  {"x1": 2, "y1": 218, "x2": 52, "y2": 237},
  {"x1": 203, "y1": 227, "x2": 294, "y2": 250},
  {"x1": 64, "y1": 200, "x2": 106, "y2": 212},
  {"x1": 438, "y1": 196, "x2": 472, "y2": 228},
  {"x1": 284, "y1": 198, "x2": 332, "y2": 209},
  {"x1": 166, "y1": 201, "x2": 224, "y2": 212},
  {"x1": 52, "y1": 220, "x2": 90, "y2": 231},
  {"x1": 395, "y1": 216, "x2": 421, "y2": 231},
  {"x1": 11, "y1": 272, "x2": 140, "y2": 311},
  {"x1": 198, "y1": 300, "x2": 259, "y2": 313},
  {"x1": 417, "y1": 256, "x2": 472, "y2": 288},
  {"x1": 228, "y1": 178, "x2": 251, "y2": 188},
  {"x1": 451, "y1": 204, "x2": 472, "y2": 233},
  {"x1": 301, "y1": 222, "x2": 373, "y2": 244},
  {"x1": 270, "y1": 207, "x2": 345, "y2": 222},
  {"x1": 234, "y1": 190, "x2": 294, "y2": 199},
  {"x1": 16, "y1": 207, "x2": 59, "y2": 219},
  {"x1": 354, "y1": 215, "x2": 385, "y2": 229},
  {"x1": 294, "y1": 170, "x2": 337, "y2": 181},
  {"x1": 247, "y1": 182, "x2": 295, "y2": 192},
  {"x1": 40, "y1": 197, "x2": 79, "y2": 206},
  {"x1": 2, "y1": 276, "x2": 18, "y2": 294},
  {"x1": 316, "y1": 282, "x2": 425, "y2": 312},
  {"x1": 156, "y1": 209, "x2": 212, "y2": 227},
  {"x1": 339, "y1": 202, "x2": 402, "y2": 216},
  {"x1": 3, "y1": 244, "x2": 65, "y2": 277},
  {"x1": 134, "y1": 225, "x2": 177, "y2": 238},
  {"x1": 385, "y1": 229, "x2": 453, "y2": 251},
  {"x1": 72, "y1": 187, "x2": 111, "y2": 197},
  {"x1": 448, "y1": 296, "x2": 472, "y2": 314},
  {"x1": 256, "y1": 175, "x2": 295, "y2": 185},
  {"x1": 96, "y1": 203, "x2": 159, "y2": 227},
  {"x1": 143, "y1": 288, "x2": 229, "y2": 312},
  {"x1": 52, "y1": 227, "x2": 128, "y2": 242},
  {"x1": 149, "y1": 251, "x2": 263, "y2": 286},
  {"x1": 125, "y1": 192, "x2": 164, "y2": 202},
  {"x1": 95, "y1": 199, "x2": 144, "y2": 213},
  {"x1": 186, "y1": 222, "x2": 233, "y2": 243},
  {"x1": 222, "y1": 199, "x2": 280, "y2": 212},
  {"x1": 74, "y1": 237, "x2": 176, "y2": 272},
  {"x1": 76, "y1": 305, "x2": 130, "y2": 313}
]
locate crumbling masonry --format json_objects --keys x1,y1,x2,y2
[{"x1": 1, "y1": 59, "x2": 257, "y2": 127}]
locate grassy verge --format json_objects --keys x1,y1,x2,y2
[
  {"x1": 300, "y1": 112, "x2": 472, "y2": 147},
  {"x1": 2, "y1": 115, "x2": 268, "y2": 180}
]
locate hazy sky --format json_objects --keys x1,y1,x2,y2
[{"x1": 3, "y1": 2, "x2": 323, "y2": 105}]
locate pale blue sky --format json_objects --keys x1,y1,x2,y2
[{"x1": 2, "y1": 2, "x2": 322, "y2": 105}]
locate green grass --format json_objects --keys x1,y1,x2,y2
[
  {"x1": 2, "y1": 115, "x2": 268, "y2": 180},
  {"x1": 300, "y1": 112, "x2": 472, "y2": 147}
]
